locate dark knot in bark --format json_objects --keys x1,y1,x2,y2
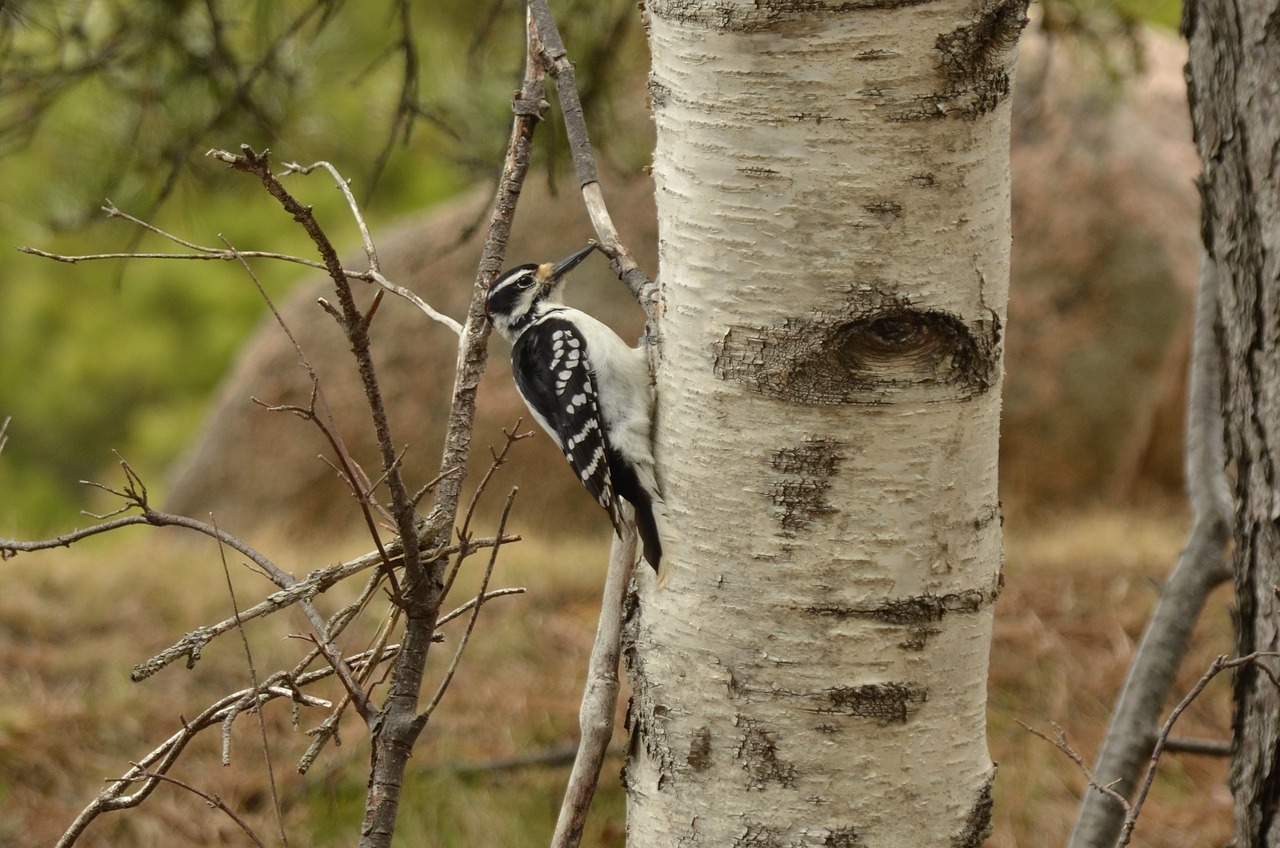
[{"x1": 712, "y1": 299, "x2": 1000, "y2": 405}]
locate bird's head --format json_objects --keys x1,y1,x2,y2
[{"x1": 484, "y1": 243, "x2": 597, "y2": 339}]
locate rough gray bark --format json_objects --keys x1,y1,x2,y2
[
  {"x1": 1184, "y1": 0, "x2": 1280, "y2": 845},
  {"x1": 1067, "y1": 255, "x2": 1232, "y2": 848},
  {"x1": 624, "y1": 1, "x2": 1026, "y2": 845}
]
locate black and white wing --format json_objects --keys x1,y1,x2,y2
[{"x1": 511, "y1": 316, "x2": 627, "y2": 536}]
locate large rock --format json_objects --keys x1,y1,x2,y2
[{"x1": 167, "y1": 26, "x2": 1199, "y2": 542}]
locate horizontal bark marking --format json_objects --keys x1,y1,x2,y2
[
  {"x1": 805, "y1": 588, "x2": 994, "y2": 624},
  {"x1": 647, "y1": 0, "x2": 936, "y2": 31},
  {"x1": 769, "y1": 437, "x2": 846, "y2": 535},
  {"x1": 712, "y1": 298, "x2": 1000, "y2": 405},
  {"x1": 806, "y1": 585, "x2": 999, "y2": 650},
  {"x1": 818, "y1": 681, "x2": 928, "y2": 724},
  {"x1": 824, "y1": 827, "x2": 868, "y2": 848}
]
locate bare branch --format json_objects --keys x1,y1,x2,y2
[
  {"x1": 130, "y1": 535, "x2": 513, "y2": 681},
  {"x1": 552, "y1": 521, "x2": 636, "y2": 848},
  {"x1": 1162, "y1": 736, "x2": 1231, "y2": 757},
  {"x1": 423, "y1": 488, "x2": 517, "y2": 719},
  {"x1": 358, "y1": 6, "x2": 549, "y2": 842},
  {"x1": 122, "y1": 769, "x2": 268, "y2": 848},
  {"x1": 55, "y1": 646, "x2": 393, "y2": 848},
  {"x1": 1069, "y1": 256, "x2": 1233, "y2": 848},
  {"x1": 1116, "y1": 652, "x2": 1279, "y2": 847},
  {"x1": 1039, "y1": 652, "x2": 1280, "y2": 848},
  {"x1": 527, "y1": 0, "x2": 657, "y2": 320},
  {"x1": 281, "y1": 158, "x2": 463, "y2": 335},
  {"x1": 214, "y1": 523, "x2": 290, "y2": 848},
  {"x1": 1021, "y1": 721, "x2": 1133, "y2": 813}
]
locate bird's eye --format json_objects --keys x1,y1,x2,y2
[{"x1": 516, "y1": 276, "x2": 535, "y2": 289}]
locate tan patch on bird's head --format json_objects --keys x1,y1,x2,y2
[{"x1": 536, "y1": 262, "x2": 555, "y2": 280}]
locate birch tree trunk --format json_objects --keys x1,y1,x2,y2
[
  {"x1": 1184, "y1": 0, "x2": 1280, "y2": 845},
  {"x1": 623, "y1": 2, "x2": 1027, "y2": 845}
]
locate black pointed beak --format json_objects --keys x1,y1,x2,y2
[{"x1": 549, "y1": 243, "x2": 598, "y2": 280}]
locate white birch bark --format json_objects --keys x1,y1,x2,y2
[{"x1": 624, "y1": 2, "x2": 1026, "y2": 845}]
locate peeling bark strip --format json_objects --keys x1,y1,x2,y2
[{"x1": 713, "y1": 298, "x2": 1000, "y2": 405}]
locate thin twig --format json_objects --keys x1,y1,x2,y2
[
  {"x1": 56, "y1": 646, "x2": 393, "y2": 848},
  {"x1": 223, "y1": 235, "x2": 403, "y2": 600},
  {"x1": 1033, "y1": 651, "x2": 1280, "y2": 848},
  {"x1": 281, "y1": 158, "x2": 463, "y2": 335},
  {"x1": 214, "y1": 521, "x2": 290, "y2": 848},
  {"x1": 1021, "y1": 721, "x2": 1133, "y2": 812},
  {"x1": 1117, "y1": 652, "x2": 1280, "y2": 847},
  {"x1": 444, "y1": 421, "x2": 533, "y2": 600},
  {"x1": 422, "y1": 489, "x2": 518, "y2": 719},
  {"x1": 122, "y1": 769, "x2": 268, "y2": 848},
  {"x1": 130, "y1": 535, "x2": 512, "y2": 681},
  {"x1": 527, "y1": 0, "x2": 656, "y2": 319}
]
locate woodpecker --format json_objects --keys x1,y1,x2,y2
[{"x1": 484, "y1": 244, "x2": 667, "y2": 582}]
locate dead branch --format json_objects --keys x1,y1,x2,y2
[
  {"x1": 527, "y1": 0, "x2": 657, "y2": 322},
  {"x1": 122, "y1": 770, "x2": 269, "y2": 848},
  {"x1": 282, "y1": 158, "x2": 463, "y2": 335},
  {"x1": 1039, "y1": 651, "x2": 1280, "y2": 848},
  {"x1": 1118, "y1": 653, "x2": 1279, "y2": 847},
  {"x1": 130, "y1": 535, "x2": 513, "y2": 681},
  {"x1": 551, "y1": 517, "x2": 636, "y2": 848},
  {"x1": 55, "y1": 645, "x2": 396, "y2": 848}
]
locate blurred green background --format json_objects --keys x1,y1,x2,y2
[{"x1": 0, "y1": 0, "x2": 644, "y2": 533}]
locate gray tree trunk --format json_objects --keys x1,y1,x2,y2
[
  {"x1": 623, "y1": 1, "x2": 1027, "y2": 845},
  {"x1": 1184, "y1": 0, "x2": 1280, "y2": 845},
  {"x1": 1067, "y1": 255, "x2": 1232, "y2": 848}
]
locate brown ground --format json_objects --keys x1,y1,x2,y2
[{"x1": 0, "y1": 506, "x2": 1235, "y2": 847}]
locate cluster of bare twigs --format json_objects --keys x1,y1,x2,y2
[
  {"x1": 1, "y1": 3, "x2": 652, "y2": 848},
  {"x1": 1026, "y1": 651, "x2": 1280, "y2": 847}
]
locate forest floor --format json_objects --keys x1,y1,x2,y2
[{"x1": 0, "y1": 504, "x2": 1233, "y2": 847}]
